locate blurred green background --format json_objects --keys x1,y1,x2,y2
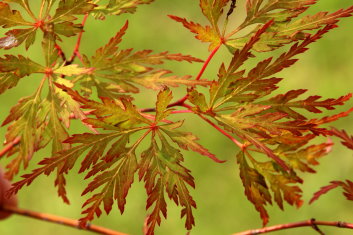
[{"x1": 1, "y1": 0, "x2": 353, "y2": 234}]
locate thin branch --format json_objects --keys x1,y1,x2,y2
[
  {"x1": 182, "y1": 103, "x2": 245, "y2": 149},
  {"x1": 170, "y1": 110, "x2": 193, "y2": 114},
  {"x1": 195, "y1": 43, "x2": 222, "y2": 81},
  {"x1": 0, "y1": 137, "x2": 21, "y2": 158},
  {"x1": 233, "y1": 219, "x2": 353, "y2": 235},
  {"x1": 1, "y1": 205, "x2": 128, "y2": 235},
  {"x1": 67, "y1": 13, "x2": 89, "y2": 65},
  {"x1": 55, "y1": 44, "x2": 67, "y2": 63}
]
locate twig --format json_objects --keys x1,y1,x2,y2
[
  {"x1": 1, "y1": 205, "x2": 128, "y2": 235},
  {"x1": 67, "y1": 13, "x2": 89, "y2": 65},
  {"x1": 182, "y1": 103, "x2": 245, "y2": 149},
  {"x1": 55, "y1": 44, "x2": 67, "y2": 63},
  {"x1": 195, "y1": 43, "x2": 222, "y2": 81},
  {"x1": 0, "y1": 137, "x2": 21, "y2": 158},
  {"x1": 233, "y1": 219, "x2": 353, "y2": 235}
]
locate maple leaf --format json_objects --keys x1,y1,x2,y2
[
  {"x1": 51, "y1": 0, "x2": 96, "y2": 22},
  {"x1": 0, "y1": 2, "x2": 31, "y2": 28},
  {"x1": 261, "y1": 90, "x2": 352, "y2": 120},
  {"x1": 1, "y1": 94, "x2": 49, "y2": 179},
  {"x1": 79, "y1": 21, "x2": 205, "y2": 97},
  {"x1": 310, "y1": 180, "x2": 353, "y2": 204},
  {"x1": 330, "y1": 128, "x2": 353, "y2": 151},
  {"x1": 0, "y1": 3, "x2": 38, "y2": 49},
  {"x1": 168, "y1": 15, "x2": 222, "y2": 51},
  {"x1": 139, "y1": 135, "x2": 196, "y2": 234},
  {"x1": 237, "y1": 134, "x2": 332, "y2": 225},
  {"x1": 53, "y1": 64, "x2": 93, "y2": 76},
  {"x1": 0, "y1": 73, "x2": 22, "y2": 94},
  {"x1": 0, "y1": 55, "x2": 45, "y2": 77},
  {"x1": 271, "y1": 6, "x2": 353, "y2": 37},
  {"x1": 92, "y1": 0, "x2": 154, "y2": 19},
  {"x1": 245, "y1": 0, "x2": 316, "y2": 26},
  {"x1": 236, "y1": 151, "x2": 271, "y2": 225},
  {"x1": 8, "y1": 88, "x2": 216, "y2": 234},
  {"x1": 200, "y1": 0, "x2": 230, "y2": 26},
  {"x1": 226, "y1": 3, "x2": 353, "y2": 53},
  {"x1": 0, "y1": 28, "x2": 37, "y2": 50}
]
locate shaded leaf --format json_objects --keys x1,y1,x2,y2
[
  {"x1": 0, "y1": 2, "x2": 31, "y2": 28},
  {"x1": 0, "y1": 55, "x2": 45, "y2": 77}
]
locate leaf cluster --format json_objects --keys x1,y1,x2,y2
[{"x1": 0, "y1": 1, "x2": 353, "y2": 234}]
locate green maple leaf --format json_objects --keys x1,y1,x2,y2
[
  {"x1": 0, "y1": 55, "x2": 45, "y2": 77},
  {"x1": 92, "y1": 0, "x2": 154, "y2": 19},
  {"x1": 0, "y1": 2, "x2": 31, "y2": 28},
  {"x1": 226, "y1": 3, "x2": 353, "y2": 53},
  {"x1": 0, "y1": 73, "x2": 22, "y2": 94},
  {"x1": 1, "y1": 94, "x2": 49, "y2": 179},
  {"x1": 78, "y1": 21, "x2": 205, "y2": 98},
  {"x1": 51, "y1": 0, "x2": 96, "y2": 22},
  {"x1": 200, "y1": 0, "x2": 230, "y2": 27}
]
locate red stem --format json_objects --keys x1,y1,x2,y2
[
  {"x1": 195, "y1": 43, "x2": 222, "y2": 81},
  {"x1": 0, "y1": 137, "x2": 21, "y2": 158},
  {"x1": 68, "y1": 13, "x2": 89, "y2": 64},
  {"x1": 2, "y1": 206, "x2": 127, "y2": 235},
  {"x1": 55, "y1": 44, "x2": 67, "y2": 62},
  {"x1": 233, "y1": 219, "x2": 353, "y2": 235},
  {"x1": 182, "y1": 104, "x2": 245, "y2": 149},
  {"x1": 170, "y1": 110, "x2": 193, "y2": 114}
]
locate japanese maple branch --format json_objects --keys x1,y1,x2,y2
[
  {"x1": 1, "y1": 205, "x2": 128, "y2": 235},
  {"x1": 233, "y1": 219, "x2": 353, "y2": 235},
  {"x1": 67, "y1": 13, "x2": 89, "y2": 65},
  {"x1": 140, "y1": 42, "x2": 223, "y2": 113}
]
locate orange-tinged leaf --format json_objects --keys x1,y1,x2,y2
[
  {"x1": 331, "y1": 128, "x2": 353, "y2": 150},
  {"x1": 54, "y1": 64, "x2": 93, "y2": 76},
  {"x1": 0, "y1": 73, "x2": 22, "y2": 94},
  {"x1": 168, "y1": 15, "x2": 222, "y2": 51},
  {"x1": 0, "y1": 28, "x2": 37, "y2": 50},
  {"x1": 237, "y1": 151, "x2": 271, "y2": 226},
  {"x1": 310, "y1": 180, "x2": 353, "y2": 204},
  {"x1": 155, "y1": 88, "x2": 173, "y2": 122},
  {"x1": 80, "y1": 149, "x2": 138, "y2": 224},
  {"x1": 0, "y1": 2, "x2": 31, "y2": 28}
]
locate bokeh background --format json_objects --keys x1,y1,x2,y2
[{"x1": 1, "y1": 0, "x2": 353, "y2": 234}]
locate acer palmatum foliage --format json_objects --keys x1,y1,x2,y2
[{"x1": 0, "y1": 0, "x2": 353, "y2": 234}]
